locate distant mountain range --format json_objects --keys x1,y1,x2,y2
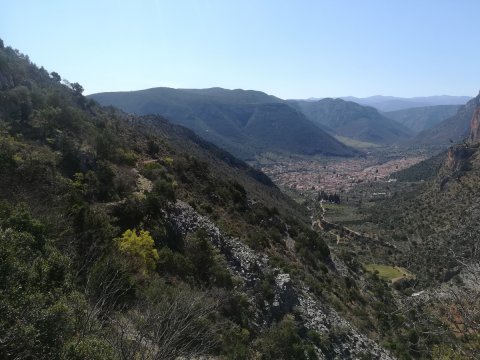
[
  {"x1": 410, "y1": 92, "x2": 480, "y2": 146},
  {"x1": 89, "y1": 88, "x2": 358, "y2": 160},
  {"x1": 384, "y1": 105, "x2": 461, "y2": 134},
  {"x1": 290, "y1": 98, "x2": 413, "y2": 145},
  {"x1": 339, "y1": 95, "x2": 472, "y2": 112},
  {"x1": 91, "y1": 88, "x2": 474, "y2": 155}
]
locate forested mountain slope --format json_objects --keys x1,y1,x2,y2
[
  {"x1": 361, "y1": 102, "x2": 480, "y2": 357},
  {"x1": 341, "y1": 95, "x2": 471, "y2": 112},
  {"x1": 384, "y1": 105, "x2": 460, "y2": 133},
  {"x1": 0, "y1": 39, "x2": 413, "y2": 359},
  {"x1": 291, "y1": 98, "x2": 413, "y2": 145},
  {"x1": 90, "y1": 88, "x2": 357, "y2": 160},
  {"x1": 410, "y1": 92, "x2": 480, "y2": 146}
]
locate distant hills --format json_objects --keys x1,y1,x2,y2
[
  {"x1": 89, "y1": 88, "x2": 358, "y2": 160},
  {"x1": 290, "y1": 98, "x2": 413, "y2": 145},
  {"x1": 340, "y1": 95, "x2": 471, "y2": 112},
  {"x1": 91, "y1": 88, "x2": 474, "y2": 154},
  {"x1": 4, "y1": 38, "x2": 480, "y2": 359},
  {"x1": 409, "y1": 92, "x2": 480, "y2": 146},
  {"x1": 384, "y1": 105, "x2": 461, "y2": 133},
  {"x1": 0, "y1": 39, "x2": 364, "y2": 359}
]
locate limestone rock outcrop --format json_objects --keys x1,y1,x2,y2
[
  {"x1": 168, "y1": 200, "x2": 394, "y2": 359},
  {"x1": 469, "y1": 107, "x2": 480, "y2": 143}
]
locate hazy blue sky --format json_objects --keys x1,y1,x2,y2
[{"x1": 1, "y1": 0, "x2": 478, "y2": 98}]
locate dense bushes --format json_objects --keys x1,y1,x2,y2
[
  {"x1": 0, "y1": 213, "x2": 85, "y2": 358},
  {"x1": 117, "y1": 229, "x2": 159, "y2": 274},
  {"x1": 294, "y1": 228, "x2": 330, "y2": 269},
  {"x1": 253, "y1": 316, "x2": 317, "y2": 360},
  {"x1": 0, "y1": 40, "x2": 368, "y2": 360}
]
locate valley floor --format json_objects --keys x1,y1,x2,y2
[{"x1": 258, "y1": 148, "x2": 426, "y2": 196}]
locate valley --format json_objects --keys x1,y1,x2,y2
[
  {"x1": 258, "y1": 147, "x2": 433, "y2": 277},
  {"x1": 67, "y1": 68, "x2": 480, "y2": 357},
  {"x1": 1, "y1": 18, "x2": 479, "y2": 358},
  {"x1": 258, "y1": 148, "x2": 427, "y2": 196}
]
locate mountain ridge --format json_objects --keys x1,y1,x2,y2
[
  {"x1": 3, "y1": 38, "x2": 480, "y2": 359},
  {"x1": 340, "y1": 95, "x2": 472, "y2": 111},
  {"x1": 0, "y1": 38, "x2": 405, "y2": 360},
  {"x1": 384, "y1": 104, "x2": 461, "y2": 133},
  {"x1": 409, "y1": 92, "x2": 480, "y2": 147},
  {"x1": 290, "y1": 98, "x2": 413, "y2": 145},
  {"x1": 90, "y1": 87, "x2": 358, "y2": 160}
]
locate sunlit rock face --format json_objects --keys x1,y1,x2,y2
[
  {"x1": 444, "y1": 103, "x2": 480, "y2": 172},
  {"x1": 439, "y1": 104, "x2": 480, "y2": 191},
  {"x1": 469, "y1": 107, "x2": 480, "y2": 143}
]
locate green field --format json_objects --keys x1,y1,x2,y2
[
  {"x1": 323, "y1": 203, "x2": 366, "y2": 227},
  {"x1": 364, "y1": 264, "x2": 414, "y2": 283},
  {"x1": 334, "y1": 135, "x2": 379, "y2": 149}
]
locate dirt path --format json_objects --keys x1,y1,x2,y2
[{"x1": 315, "y1": 201, "x2": 398, "y2": 250}]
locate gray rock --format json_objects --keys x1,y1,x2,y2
[{"x1": 168, "y1": 200, "x2": 394, "y2": 359}]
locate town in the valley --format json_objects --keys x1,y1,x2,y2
[{"x1": 260, "y1": 153, "x2": 426, "y2": 195}]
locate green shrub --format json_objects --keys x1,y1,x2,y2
[
  {"x1": 253, "y1": 315, "x2": 317, "y2": 360},
  {"x1": 295, "y1": 229, "x2": 330, "y2": 269},
  {"x1": 117, "y1": 229, "x2": 159, "y2": 274},
  {"x1": 157, "y1": 246, "x2": 194, "y2": 280},
  {"x1": 62, "y1": 337, "x2": 115, "y2": 360}
]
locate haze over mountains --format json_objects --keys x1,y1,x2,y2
[
  {"x1": 91, "y1": 87, "x2": 476, "y2": 157},
  {"x1": 3, "y1": 32, "x2": 480, "y2": 359},
  {"x1": 1, "y1": 37, "x2": 440, "y2": 360},
  {"x1": 0, "y1": 41, "x2": 348, "y2": 358},
  {"x1": 90, "y1": 88, "x2": 357, "y2": 160},
  {"x1": 290, "y1": 98, "x2": 413, "y2": 145},
  {"x1": 410, "y1": 92, "x2": 480, "y2": 146},
  {"x1": 340, "y1": 95, "x2": 471, "y2": 112},
  {"x1": 384, "y1": 105, "x2": 461, "y2": 133}
]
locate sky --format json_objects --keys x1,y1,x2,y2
[{"x1": 1, "y1": 0, "x2": 479, "y2": 99}]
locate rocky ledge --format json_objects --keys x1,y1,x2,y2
[{"x1": 168, "y1": 200, "x2": 394, "y2": 359}]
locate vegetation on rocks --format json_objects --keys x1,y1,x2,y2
[
  {"x1": 1, "y1": 37, "x2": 478, "y2": 360},
  {"x1": 0, "y1": 40, "x2": 365, "y2": 359}
]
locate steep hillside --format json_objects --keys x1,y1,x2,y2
[
  {"x1": 0, "y1": 40, "x2": 414, "y2": 359},
  {"x1": 369, "y1": 101, "x2": 480, "y2": 278},
  {"x1": 384, "y1": 105, "x2": 460, "y2": 133},
  {"x1": 410, "y1": 92, "x2": 480, "y2": 146},
  {"x1": 360, "y1": 103, "x2": 480, "y2": 357},
  {"x1": 291, "y1": 98, "x2": 413, "y2": 145},
  {"x1": 90, "y1": 88, "x2": 357, "y2": 160},
  {"x1": 391, "y1": 150, "x2": 446, "y2": 182},
  {"x1": 342, "y1": 95, "x2": 471, "y2": 112}
]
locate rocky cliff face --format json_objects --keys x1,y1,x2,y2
[
  {"x1": 469, "y1": 107, "x2": 480, "y2": 143},
  {"x1": 444, "y1": 144, "x2": 473, "y2": 173},
  {"x1": 168, "y1": 200, "x2": 393, "y2": 359},
  {"x1": 412, "y1": 91, "x2": 480, "y2": 146},
  {"x1": 440, "y1": 102, "x2": 480, "y2": 187}
]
